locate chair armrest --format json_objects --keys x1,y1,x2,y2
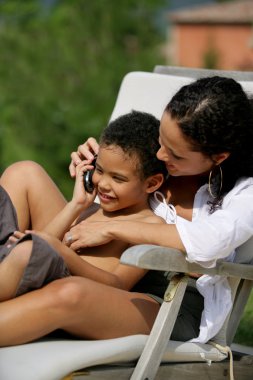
[{"x1": 120, "y1": 244, "x2": 253, "y2": 280}]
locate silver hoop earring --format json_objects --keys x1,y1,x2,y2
[{"x1": 208, "y1": 165, "x2": 223, "y2": 199}]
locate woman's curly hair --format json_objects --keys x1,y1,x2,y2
[
  {"x1": 166, "y1": 76, "x2": 253, "y2": 209},
  {"x1": 99, "y1": 110, "x2": 167, "y2": 180}
]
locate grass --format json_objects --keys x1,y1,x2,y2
[{"x1": 233, "y1": 289, "x2": 253, "y2": 347}]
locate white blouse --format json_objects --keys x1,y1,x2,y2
[{"x1": 149, "y1": 177, "x2": 253, "y2": 343}]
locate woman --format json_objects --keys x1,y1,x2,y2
[
  {"x1": 68, "y1": 76, "x2": 253, "y2": 343},
  {"x1": 1, "y1": 76, "x2": 253, "y2": 347}
]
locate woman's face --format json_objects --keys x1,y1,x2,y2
[{"x1": 157, "y1": 111, "x2": 214, "y2": 177}]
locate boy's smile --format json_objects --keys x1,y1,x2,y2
[{"x1": 97, "y1": 191, "x2": 116, "y2": 203}]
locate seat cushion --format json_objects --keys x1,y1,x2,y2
[{"x1": 0, "y1": 335, "x2": 227, "y2": 380}]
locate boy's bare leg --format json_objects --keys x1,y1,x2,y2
[
  {"x1": 0, "y1": 276, "x2": 160, "y2": 347},
  {"x1": 0, "y1": 241, "x2": 33, "y2": 301},
  {"x1": 0, "y1": 161, "x2": 67, "y2": 231}
]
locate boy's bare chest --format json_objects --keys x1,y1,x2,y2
[
  {"x1": 77, "y1": 208, "x2": 130, "y2": 270},
  {"x1": 82, "y1": 206, "x2": 154, "y2": 223}
]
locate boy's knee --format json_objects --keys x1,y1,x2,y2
[
  {"x1": 1, "y1": 161, "x2": 44, "y2": 184},
  {"x1": 9, "y1": 161, "x2": 43, "y2": 176},
  {"x1": 49, "y1": 277, "x2": 85, "y2": 310}
]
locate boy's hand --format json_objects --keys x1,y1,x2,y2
[
  {"x1": 71, "y1": 161, "x2": 97, "y2": 209},
  {"x1": 7, "y1": 231, "x2": 25, "y2": 247},
  {"x1": 25, "y1": 230, "x2": 61, "y2": 250}
]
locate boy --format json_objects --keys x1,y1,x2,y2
[{"x1": 0, "y1": 111, "x2": 166, "y2": 299}]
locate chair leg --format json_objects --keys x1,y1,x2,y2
[{"x1": 130, "y1": 274, "x2": 189, "y2": 380}]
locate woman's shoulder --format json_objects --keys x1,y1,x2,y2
[
  {"x1": 229, "y1": 176, "x2": 253, "y2": 195},
  {"x1": 236, "y1": 176, "x2": 253, "y2": 186},
  {"x1": 223, "y1": 177, "x2": 253, "y2": 207}
]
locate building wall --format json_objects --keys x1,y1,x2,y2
[{"x1": 170, "y1": 24, "x2": 253, "y2": 70}]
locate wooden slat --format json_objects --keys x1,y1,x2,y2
[
  {"x1": 130, "y1": 275, "x2": 189, "y2": 380},
  {"x1": 121, "y1": 245, "x2": 253, "y2": 280}
]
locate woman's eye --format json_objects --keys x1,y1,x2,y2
[
  {"x1": 172, "y1": 153, "x2": 183, "y2": 160},
  {"x1": 169, "y1": 150, "x2": 183, "y2": 160}
]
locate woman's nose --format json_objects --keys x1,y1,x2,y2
[{"x1": 157, "y1": 146, "x2": 168, "y2": 162}]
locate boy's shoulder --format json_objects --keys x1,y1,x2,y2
[
  {"x1": 77, "y1": 204, "x2": 165, "y2": 224},
  {"x1": 120, "y1": 207, "x2": 166, "y2": 224},
  {"x1": 141, "y1": 213, "x2": 166, "y2": 224},
  {"x1": 133, "y1": 208, "x2": 165, "y2": 224}
]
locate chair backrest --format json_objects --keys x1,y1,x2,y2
[
  {"x1": 110, "y1": 66, "x2": 253, "y2": 347},
  {"x1": 110, "y1": 71, "x2": 193, "y2": 121},
  {"x1": 110, "y1": 70, "x2": 253, "y2": 123},
  {"x1": 154, "y1": 65, "x2": 253, "y2": 81}
]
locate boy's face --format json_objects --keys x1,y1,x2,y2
[{"x1": 92, "y1": 145, "x2": 150, "y2": 214}]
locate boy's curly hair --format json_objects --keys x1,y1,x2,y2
[{"x1": 99, "y1": 110, "x2": 167, "y2": 179}]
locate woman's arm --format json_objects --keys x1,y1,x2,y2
[
  {"x1": 69, "y1": 137, "x2": 99, "y2": 177},
  {"x1": 66, "y1": 219, "x2": 186, "y2": 253}
]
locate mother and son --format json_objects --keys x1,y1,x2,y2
[{"x1": 0, "y1": 76, "x2": 253, "y2": 347}]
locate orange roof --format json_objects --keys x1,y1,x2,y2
[{"x1": 169, "y1": 0, "x2": 253, "y2": 24}]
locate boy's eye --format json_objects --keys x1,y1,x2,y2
[
  {"x1": 113, "y1": 176, "x2": 127, "y2": 183},
  {"x1": 95, "y1": 167, "x2": 103, "y2": 174}
]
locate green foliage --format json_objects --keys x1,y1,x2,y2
[
  {"x1": 234, "y1": 290, "x2": 253, "y2": 347},
  {"x1": 0, "y1": 0, "x2": 166, "y2": 197}
]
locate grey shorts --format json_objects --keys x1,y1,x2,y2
[{"x1": 0, "y1": 185, "x2": 70, "y2": 296}]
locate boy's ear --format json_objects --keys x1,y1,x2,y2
[{"x1": 145, "y1": 173, "x2": 164, "y2": 194}]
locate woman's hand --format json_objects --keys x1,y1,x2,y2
[
  {"x1": 63, "y1": 220, "x2": 114, "y2": 250},
  {"x1": 69, "y1": 137, "x2": 99, "y2": 178}
]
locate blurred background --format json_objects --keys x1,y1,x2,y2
[
  {"x1": 1, "y1": 0, "x2": 252, "y2": 196},
  {"x1": 0, "y1": 0, "x2": 252, "y2": 346},
  {"x1": 0, "y1": 0, "x2": 167, "y2": 195}
]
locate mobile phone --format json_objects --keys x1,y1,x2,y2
[{"x1": 83, "y1": 156, "x2": 97, "y2": 193}]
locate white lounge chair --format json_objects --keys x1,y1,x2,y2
[{"x1": 1, "y1": 67, "x2": 253, "y2": 380}]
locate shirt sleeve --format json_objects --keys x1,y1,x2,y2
[{"x1": 176, "y1": 180, "x2": 253, "y2": 268}]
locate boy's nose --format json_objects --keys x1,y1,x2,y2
[{"x1": 97, "y1": 176, "x2": 111, "y2": 191}]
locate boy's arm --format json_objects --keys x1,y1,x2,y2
[
  {"x1": 43, "y1": 162, "x2": 96, "y2": 240},
  {"x1": 43, "y1": 201, "x2": 86, "y2": 240},
  {"x1": 34, "y1": 232, "x2": 147, "y2": 290}
]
